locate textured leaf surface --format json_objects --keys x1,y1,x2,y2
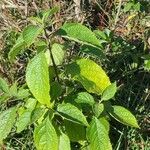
[
  {"x1": 0, "y1": 107, "x2": 16, "y2": 143},
  {"x1": 45, "y1": 43, "x2": 65, "y2": 66},
  {"x1": 16, "y1": 98, "x2": 37, "y2": 133},
  {"x1": 0, "y1": 77, "x2": 9, "y2": 93},
  {"x1": 17, "y1": 89, "x2": 30, "y2": 99},
  {"x1": 110, "y1": 106, "x2": 139, "y2": 128},
  {"x1": 8, "y1": 34, "x2": 25, "y2": 61},
  {"x1": 34, "y1": 117, "x2": 58, "y2": 150},
  {"x1": 57, "y1": 103, "x2": 88, "y2": 126},
  {"x1": 16, "y1": 110, "x2": 32, "y2": 133},
  {"x1": 26, "y1": 52, "x2": 50, "y2": 107},
  {"x1": 74, "y1": 92, "x2": 95, "y2": 106},
  {"x1": 99, "y1": 117, "x2": 110, "y2": 133},
  {"x1": 87, "y1": 117, "x2": 112, "y2": 150},
  {"x1": 31, "y1": 108, "x2": 46, "y2": 124},
  {"x1": 42, "y1": 6, "x2": 59, "y2": 22},
  {"x1": 64, "y1": 120, "x2": 86, "y2": 142},
  {"x1": 23, "y1": 25, "x2": 43, "y2": 46},
  {"x1": 101, "y1": 82, "x2": 117, "y2": 101},
  {"x1": 58, "y1": 23, "x2": 101, "y2": 47},
  {"x1": 93, "y1": 103, "x2": 104, "y2": 117},
  {"x1": 66, "y1": 59, "x2": 111, "y2": 95},
  {"x1": 59, "y1": 132, "x2": 71, "y2": 150}
]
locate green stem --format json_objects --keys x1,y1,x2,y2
[{"x1": 44, "y1": 29, "x2": 60, "y2": 83}]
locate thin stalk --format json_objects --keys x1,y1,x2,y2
[
  {"x1": 44, "y1": 29, "x2": 60, "y2": 83},
  {"x1": 113, "y1": 0, "x2": 122, "y2": 30}
]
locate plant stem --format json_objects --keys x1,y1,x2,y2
[
  {"x1": 44, "y1": 29, "x2": 60, "y2": 83},
  {"x1": 113, "y1": 0, "x2": 122, "y2": 30}
]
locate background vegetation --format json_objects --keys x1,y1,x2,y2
[{"x1": 0, "y1": 0, "x2": 150, "y2": 149}]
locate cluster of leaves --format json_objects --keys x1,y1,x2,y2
[{"x1": 0, "y1": 7, "x2": 140, "y2": 150}]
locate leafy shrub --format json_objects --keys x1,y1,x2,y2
[{"x1": 0, "y1": 7, "x2": 139, "y2": 150}]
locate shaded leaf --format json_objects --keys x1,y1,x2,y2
[
  {"x1": 64, "y1": 120, "x2": 86, "y2": 142},
  {"x1": 80, "y1": 45, "x2": 105, "y2": 59},
  {"x1": 50, "y1": 82, "x2": 62, "y2": 100}
]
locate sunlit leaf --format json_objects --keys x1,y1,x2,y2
[
  {"x1": 57, "y1": 23, "x2": 102, "y2": 48},
  {"x1": 87, "y1": 117, "x2": 112, "y2": 150},
  {"x1": 66, "y1": 59, "x2": 111, "y2": 95},
  {"x1": 109, "y1": 106, "x2": 139, "y2": 128},
  {"x1": 57, "y1": 103, "x2": 89, "y2": 126},
  {"x1": 34, "y1": 116, "x2": 58, "y2": 150},
  {"x1": 26, "y1": 52, "x2": 50, "y2": 107},
  {"x1": 0, "y1": 107, "x2": 17, "y2": 143}
]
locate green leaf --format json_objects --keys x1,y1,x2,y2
[
  {"x1": 29, "y1": 16, "x2": 43, "y2": 25},
  {"x1": 59, "y1": 132, "x2": 71, "y2": 150},
  {"x1": 66, "y1": 58, "x2": 111, "y2": 95},
  {"x1": 57, "y1": 103, "x2": 89, "y2": 126},
  {"x1": 45, "y1": 43, "x2": 65, "y2": 66},
  {"x1": 94, "y1": 30, "x2": 107, "y2": 40},
  {"x1": 50, "y1": 82, "x2": 62, "y2": 100},
  {"x1": 0, "y1": 77, "x2": 9, "y2": 93},
  {"x1": 34, "y1": 116, "x2": 58, "y2": 150},
  {"x1": 109, "y1": 106, "x2": 139, "y2": 128},
  {"x1": 35, "y1": 40, "x2": 47, "y2": 53},
  {"x1": 8, "y1": 34, "x2": 25, "y2": 61},
  {"x1": 26, "y1": 52, "x2": 51, "y2": 107},
  {"x1": 16, "y1": 110, "x2": 32, "y2": 133},
  {"x1": 101, "y1": 82, "x2": 117, "y2": 101},
  {"x1": 80, "y1": 45, "x2": 105, "y2": 59},
  {"x1": 0, "y1": 94, "x2": 9, "y2": 103},
  {"x1": 74, "y1": 92, "x2": 95, "y2": 106},
  {"x1": 87, "y1": 117, "x2": 112, "y2": 150},
  {"x1": 9, "y1": 82, "x2": 18, "y2": 97},
  {"x1": 31, "y1": 107, "x2": 46, "y2": 124},
  {"x1": 0, "y1": 107, "x2": 17, "y2": 143},
  {"x1": 58, "y1": 23, "x2": 102, "y2": 47},
  {"x1": 16, "y1": 88, "x2": 30, "y2": 99},
  {"x1": 99, "y1": 117, "x2": 110, "y2": 133},
  {"x1": 93, "y1": 103, "x2": 104, "y2": 117},
  {"x1": 25, "y1": 98, "x2": 37, "y2": 110},
  {"x1": 23, "y1": 25, "x2": 43, "y2": 46},
  {"x1": 124, "y1": 2, "x2": 133, "y2": 12},
  {"x1": 64, "y1": 120, "x2": 86, "y2": 142},
  {"x1": 16, "y1": 98, "x2": 37, "y2": 133},
  {"x1": 42, "y1": 6, "x2": 59, "y2": 23}
]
